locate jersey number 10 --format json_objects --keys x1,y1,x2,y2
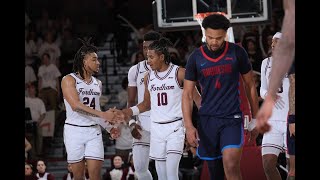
[{"x1": 157, "y1": 92, "x2": 168, "y2": 106}]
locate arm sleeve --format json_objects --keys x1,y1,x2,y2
[
  {"x1": 128, "y1": 65, "x2": 138, "y2": 87},
  {"x1": 260, "y1": 58, "x2": 269, "y2": 99},
  {"x1": 235, "y1": 45, "x2": 252, "y2": 74},
  {"x1": 184, "y1": 50, "x2": 198, "y2": 81}
]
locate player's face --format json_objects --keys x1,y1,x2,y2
[
  {"x1": 146, "y1": 49, "x2": 164, "y2": 71},
  {"x1": 113, "y1": 156, "x2": 123, "y2": 168},
  {"x1": 83, "y1": 52, "x2": 100, "y2": 74},
  {"x1": 205, "y1": 28, "x2": 227, "y2": 52},
  {"x1": 143, "y1": 41, "x2": 154, "y2": 59}
]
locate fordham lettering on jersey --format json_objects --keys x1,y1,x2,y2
[
  {"x1": 150, "y1": 84, "x2": 175, "y2": 91},
  {"x1": 78, "y1": 88, "x2": 101, "y2": 96},
  {"x1": 202, "y1": 64, "x2": 232, "y2": 77}
]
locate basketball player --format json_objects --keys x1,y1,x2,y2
[
  {"x1": 123, "y1": 37, "x2": 201, "y2": 180},
  {"x1": 260, "y1": 32, "x2": 290, "y2": 180},
  {"x1": 287, "y1": 62, "x2": 295, "y2": 180},
  {"x1": 256, "y1": 0, "x2": 295, "y2": 132},
  {"x1": 182, "y1": 14, "x2": 259, "y2": 180},
  {"x1": 61, "y1": 38, "x2": 123, "y2": 180},
  {"x1": 127, "y1": 31, "x2": 162, "y2": 180}
]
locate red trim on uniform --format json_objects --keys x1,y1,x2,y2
[
  {"x1": 74, "y1": 73, "x2": 93, "y2": 85},
  {"x1": 144, "y1": 60, "x2": 150, "y2": 71},
  {"x1": 200, "y1": 41, "x2": 229, "y2": 63}
]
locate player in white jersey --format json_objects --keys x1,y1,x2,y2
[
  {"x1": 61, "y1": 37, "x2": 123, "y2": 180},
  {"x1": 260, "y1": 32, "x2": 290, "y2": 180},
  {"x1": 123, "y1": 38, "x2": 201, "y2": 180},
  {"x1": 127, "y1": 31, "x2": 162, "y2": 180}
]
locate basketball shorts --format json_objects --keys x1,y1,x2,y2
[
  {"x1": 261, "y1": 120, "x2": 287, "y2": 156},
  {"x1": 287, "y1": 123, "x2": 295, "y2": 155},
  {"x1": 63, "y1": 123, "x2": 104, "y2": 163},
  {"x1": 197, "y1": 116, "x2": 244, "y2": 160},
  {"x1": 149, "y1": 119, "x2": 185, "y2": 161}
]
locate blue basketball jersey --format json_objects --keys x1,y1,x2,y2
[{"x1": 185, "y1": 42, "x2": 251, "y2": 118}]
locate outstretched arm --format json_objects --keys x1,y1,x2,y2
[
  {"x1": 267, "y1": 0, "x2": 295, "y2": 99},
  {"x1": 61, "y1": 75, "x2": 122, "y2": 123}
]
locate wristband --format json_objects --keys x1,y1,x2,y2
[
  {"x1": 130, "y1": 106, "x2": 140, "y2": 116},
  {"x1": 128, "y1": 119, "x2": 136, "y2": 126},
  {"x1": 248, "y1": 118, "x2": 256, "y2": 131},
  {"x1": 288, "y1": 115, "x2": 295, "y2": 124}
]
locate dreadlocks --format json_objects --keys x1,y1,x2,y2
[
  {"x1": 73, "y1": 37, "x2": 98, "y2": 79},
  {"x1": 148, "y1": 37, "x2": 173, "y2": 65}
]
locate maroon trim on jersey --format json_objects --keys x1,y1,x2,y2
[
  {"x1": 155, "y1": 64, "x2": 174, "y2": 80},
  {"x1": 74, "y1": 73, "x2": 93, "y2": 85},
  {"x1": 134, "y1": 63, "x2": 140, "y2": 81},
  {"x1": 143, "y1": 60, "x2": 150, "y2": 71},
  {"x1": 146, "y1": 71, "x2": 151, "y2": 87},
  {"x1": 200, "y1": 41, "x2": 229, "y2": 63},
  {"x1": 175, "y1": 67, "x2": 183, "y2": 89}
]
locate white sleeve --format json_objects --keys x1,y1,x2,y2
[
  {"x1": 128, "y1": 65, "x2": 138, "y2": 87},
  {"x1": 260, "y1": 58, "x2": 269, "y2": 99}
]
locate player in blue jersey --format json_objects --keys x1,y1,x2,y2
[{"x1": 182, "y1": 14, "x2": 260, "y2": 180}]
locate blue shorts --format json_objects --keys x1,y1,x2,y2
[
  {"x1": 196, "y1": 116, "x2": 244, "y2": 160},
  {"x1": 287, "y1": 124, "x2": 295, "y2": 155}
]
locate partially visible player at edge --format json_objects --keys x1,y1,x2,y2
[
  {"x1": 61, "y1": 37, "x2": 124, "y2": 180},
  {"x1": 256, "y1": 0, "x2": 295, "y2": 132},
  {"x1": 126, "y1": 31, "x2": 162, "y2": 180}
]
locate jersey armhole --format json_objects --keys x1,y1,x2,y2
[{"x1": 175, "y1": 67, "x2": 183, "y2": 89}]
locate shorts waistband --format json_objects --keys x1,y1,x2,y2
[
  {"x1": 65, "y1": 123, "x2": 98, "y2": 127},
  {"x1": 154, "y1": 117, "x2": 182, "y2": 124}
]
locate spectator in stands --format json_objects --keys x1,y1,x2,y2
[
  {"x1": 118, "y1": 77, "x2": 129, "y2": 110},
  {"x1": 115, "y1": 122, "x2": 134, "y2": 163},
  {"x1": 104, "y1": 155, "x2": 129, "y2": 180},
  {"x1": 62, "y1": 164, "x2": 74, "y2": 180},
  {"x1": 25, "y1": 163, "x2": 38, "y2": 180},
  {"x1": 36, "y1": 160, "x2": 55, "y2": 180},
  {"x1": 25, "y1": 82, "x2": 46, "y2": 158},
  {"x1": 38, "y1": 30, "x2": 61, "y2": 67},
  {"x1": 245, "y1": 39, "x2": 263, "y2": 72},
  {"x1": 37, "y1": 52, "x2": 61, "y2": 112},
  {"x1": 25, "y1": 61, "x2": 37, "y2": 96},
  {"x1": 25, "y1": 137, "x2": 32, "y2": 161},
  {"x1": 179, "y1": 142, "x2": 203, "y2": 180}
]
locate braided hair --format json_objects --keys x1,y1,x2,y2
[
  {"x1": 148, "y1": 37, "x2": 173, "y2": 65},
  {"x1": 73, "y1": 37, "x2": 98, "y2": 79}
]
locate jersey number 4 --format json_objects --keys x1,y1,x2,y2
[
  {"x1": 157, "y1": 92, "x2": 168, "y2": 106},
  {"x1": 83, "y1": 97, "x2": 96, "y2": 109}
]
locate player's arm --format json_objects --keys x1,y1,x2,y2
[
  {"x1": 260, "y1": 59, "x2": 268, "y2": 99},
  {"x1": 242, "y1": 71, "x2": 259, "y2": 119},
  {"x1": 182, "y1": 79, "x2": 197, "y2": 128},
  {"x1": 267, "y1": 0, "x2": 295, "y2": 99},
  {"x1": 178, "y1": 67, "x2": 201, "y2": 109},
  {"x1": 288, "y1": 73, "x2": 295, "y2": 115},
  {"x1": 61, "y1": 75, "x2": 116, "y2": 121},
  {"x1": 127, "y1": 65, "x2": 138, "y2": 108},
  {"x1": 122, "y1": 72, "x2": 151, "y2": 120}
]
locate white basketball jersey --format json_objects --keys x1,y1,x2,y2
[
  {"x1": 148, "y1": 63, "x2": 183, "y2": 123},
  {"x1": 261, "y1": 57, "x2": 289, "y2": 121},
  {"x1": 128, "y1": 60, "x2": 151, "y2": 117},
  {"x1": 64, "y1": 73, "x2": 102, "y2": 126}
]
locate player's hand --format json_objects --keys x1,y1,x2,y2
[
  {"x1": 110, "y1": 126, "x2": 121, "y2": 139},
  {"x1": 289, "y1": 123, "x2": 295, "y2": 137},
  {"x1": 102, "y1": 107, "x2": 125, "y2": 124},
  {"x1": 130, "y1": 122, "x2": 142, "y2": 140},
  {"x1": 247, "y1": 128, "x2": 259, "y2": 146},
  {"x1": 122, "y1": 108, "x2": 133, "y2": 122},
  {"x1": 185, "y1": 125, "x2": 199, "y2": 148},
  {"x1": 256, "y1": 95, "x2": 274, "y2": 133}
]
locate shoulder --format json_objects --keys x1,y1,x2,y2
[{"x1": 61, "y1": 74, "x2": 76, "y2": 84}]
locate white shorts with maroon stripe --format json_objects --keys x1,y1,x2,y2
[
  {"x1": 63, "y1": 123, "x2": 104, "y2": 163},
  {"x1": 149, "y1": 119, "x2": 185, "y2": 160},
  {"x1": 261, "y1": 120, "x2": 287, "y2": 157}
]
